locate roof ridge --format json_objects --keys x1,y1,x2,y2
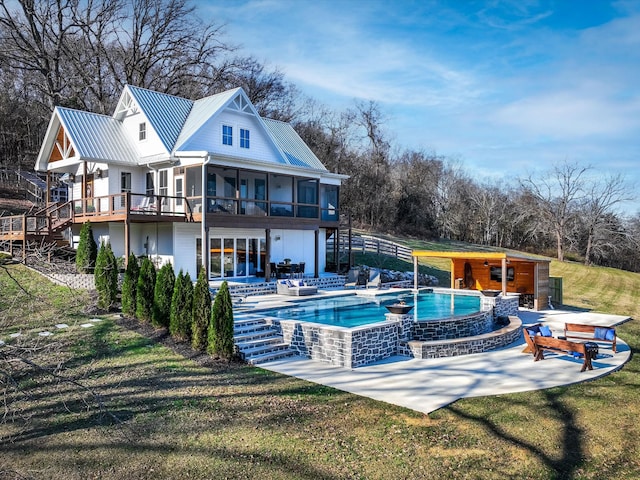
[
  {"x1": 56, "y1": 105, "x2": 114, "y2": 119},
  {"x1": 125, "y1": 84, "x2": 192, "y2": 103}
]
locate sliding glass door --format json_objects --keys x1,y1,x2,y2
[{"x1": 209, "y1": 235, "x2": 265, "y2": 278}]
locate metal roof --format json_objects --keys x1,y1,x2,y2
[
  {"x1": 262, "y1": 118, "x2": 327, "y2": 171},
  {"x1": 18, "y1": 171, "x2": 46, "y2": 188},
  {"x1": 57, "y1": 107, "x2": 138, "y2": 164},
  {"x1": 126, "y1": 86, "x2": 194, "y2": 152},
  {"x1": 173, "y1": 88, "x2": 239, "y2": 152}
]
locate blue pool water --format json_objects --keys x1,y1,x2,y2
[{"x1": 263, "y1": 291, "x2": 481, "y2": 328}]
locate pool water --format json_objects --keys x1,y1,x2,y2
[{"x1": 264, "y1": 292, "x2": 481, "y2": 328}]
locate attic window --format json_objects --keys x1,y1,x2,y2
[
  {"x1": 222, "y1": 125, "x2": 233, "y2": 146},
  {"x1": 139, "y1": 122, "x2": 146, "y2": 141},
  {"x1": 240, "y1": 128, "x2": 250, "y2": 149}
]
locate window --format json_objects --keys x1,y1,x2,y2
[
  {"x1": 121, "y1": 172, "x2": 132, "y2": 193},
  {"x1": 240, "y1": 128, "x2": 250, "y2": 148},
  {"x1": 159, "y1": 170, "x2": 168, "y2": 197},
  {"x1": 121, "y1": 172, "x2": 131, "y2": 208},
  {"x1": 139, "y1": 122, "x2": 146, "y2": 141},
  {"x1": 159, "y1": 170, "x2": 168, "y2": 209},
  {"x1": 145, "y1": 172, "x2": 155, "y2": 196},
  {"x1": 175, "y1": 177, "x2": 183, "y2": 206},
  {"x1": 222, "y1": 125, "x2": 233, "y2": 145}
]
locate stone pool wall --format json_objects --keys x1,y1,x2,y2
[
  {"x1": 275, "y1": 314, "x2": 413, "y2": 368},
  {"x1": 268, "y1": 290, "x2": 522, "y2": 368},
  {"x1": 482, "y1": 294, "x2": 519, "y2": 317},
  {"x1": 400, "y1": 315, "x2": 522, "y2": 359},
  {"x1": 412, "y1": 312, "x2": 493, "y2": 341}
]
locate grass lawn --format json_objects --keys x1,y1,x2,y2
[{"x1": 1, "y1": 253, "x2": 639, "y2": 479}]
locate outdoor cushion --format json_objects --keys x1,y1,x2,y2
[
  {"x1": 594, "y1": 327, "x2": 615, "y2": 341},
  {"x1": 538, "y1": 325, "x2": 553, "y2": 337}
]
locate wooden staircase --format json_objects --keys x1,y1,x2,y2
[
  {"x1": 233, "y1": 313, "x2": 296, "y2": 365},
  {"x1": 0, "y1": 202, "x2": 72, "y2": 243}
]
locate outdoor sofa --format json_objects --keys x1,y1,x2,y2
[{"x1": 276, "y1": 279, "x2": 318, "y2": 296}]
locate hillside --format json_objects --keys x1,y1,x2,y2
[{"x1": 0, "y1": 186, "x2": 35, "y2": 215}]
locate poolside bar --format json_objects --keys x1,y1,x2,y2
[{"x1": 412, "y1": 250, "x2": 552, "y2": 311}]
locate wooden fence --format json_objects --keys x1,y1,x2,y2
[{"x1": 328, "y1": 234, "x2": 413, "y2": 264}]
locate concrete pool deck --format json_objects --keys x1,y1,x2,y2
[{"x1": 258, "y1": 309, "x2": 632, "y2": 414}]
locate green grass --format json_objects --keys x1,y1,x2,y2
[{"x1": 1, "y1": 245, "x2": 640, "y2": 479}]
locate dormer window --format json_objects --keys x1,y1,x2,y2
[
  {"x1": 222, "y1": 125, "x2": 233, "y2": 146},
  {"x1": 139, "y1": 122, "x2": 146, "y2": 141},
  {"x1": 240, "y1": 128, "x2": 250, "y2": 149}
]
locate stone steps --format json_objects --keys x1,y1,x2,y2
[{"x1": 233, "y1": 314, "x2": 296, "y2": 365}]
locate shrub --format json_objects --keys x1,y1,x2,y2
[
  {"x1": 208, "y1": 281, "x2": 235, "y2": 359},
  {"x1": 191, "y1": 268, "x2": 211, "y2": 351},
  {"x1": 152, "y1": 263, "x2": 175, "y2": 328},
  {"x1": 94, "y1": 241, "x2": 118, "y2": 310},
  {"x1": 170, "y1": 270, "x2": 193, "y2": 341},
  {"x1": 136, "y1": 256, "x2": 156, "y2": 322},
  {"x1": 76, "y1": 221, "x2": 97, "y2": 273},
  {"x1": 121, "y1": 253, "x2": 139, "y2": 317}
]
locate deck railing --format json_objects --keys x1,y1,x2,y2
[
  {"x1": 191, "y1": 195, "x2": 339, "y2": 221},
  {"x1": 0, "y1": 202, "x2": 73, "y2": 240},
  {"x1": 73, "y1": 193, "x2": 193, "y2": 220}
]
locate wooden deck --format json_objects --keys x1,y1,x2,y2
[{"x1": 0, "y1": 193, "x2": 193, "y2": 244}]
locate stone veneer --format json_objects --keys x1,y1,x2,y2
[
  {"x1": 269, "y1": 291, "x2": 523, "y2": 367},
  {"x1": 412, "y1": 311, "x2": 493, "y2": 341},
  {"x1": 400, "y1": 316, "x2": 522, "y2": 359},
  {"x1": 274, "y1": 314, "x2": 413, "y2": 368},
  {"x1": 213, "y1": 275, "x2": 347, "y2": 297}
]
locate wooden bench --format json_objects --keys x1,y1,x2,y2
[
  {"x1": 564, "y1": 323, "x2": 616, "y2": 353},
  {"x1": 532, "y1": 336, "x2": 598, "y2": 372}
]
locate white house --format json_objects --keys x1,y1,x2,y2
[{"x1": 33, "y1": 85, "x2": 346, "y2": 280}]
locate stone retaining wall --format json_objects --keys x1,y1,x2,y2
[{"x1": 36, "y1": 271, "x2": 125, "y2": 290}]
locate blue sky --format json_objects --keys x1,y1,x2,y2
[{"x1": 203, "y1": 0, "x2": 640, "y2": 213}]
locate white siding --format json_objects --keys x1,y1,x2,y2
[
  {"x1": 174, "y1": 223, "x2": 200, "y2": 279},
  {"x1": 269, "y1": 229, "x2": 316, "y2": 273},
  {"x1": 108, "y1": 223, "x2": 125, "y2": 259},
  {"x1": 181, "y1": 110, "x2": 283, "y2": 165},
  {"x1": 121, "y1": 109, "x2": 168, "y2": 158}
]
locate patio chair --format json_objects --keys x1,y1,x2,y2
[
  {"x1": 269, "y1": 262, "x2": 278, "y2": 279},
  {"x1": 344, "y1": 268, "x2": 361, "y2": 288},
  {"x1": 366, "y1": 269, "x2": 382, "y2": 289}
]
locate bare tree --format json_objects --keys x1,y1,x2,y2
[
  {"x1": 434, "y1": 160, "x2": 473, "y2": 240},
  {"x1": 520, "y1": 161, "x2": 588, "y2": 261},
  {"x1": 579, "y1": 173, "x2": 633, "y2": 265},
  {"x1": 351, "y1": 100, "x2": 394, "y2": 229},
  {"x1": 392, "y1": 149, "x2": 442, "y2": 236},
  {"x1": 0, "y1": 0, "x2": 79, "y2": 110}
]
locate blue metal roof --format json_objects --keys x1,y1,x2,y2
[
  {"x1": 18, "y1": 171, "x2": 46, "y2": 189},
  {"x1": 262, "y1": 118, "x2": 327, "y2": 171},
  {"x1": 126, "y1": 86, "x2": 194, "y2": 152},
  {"x1": 57, "y1": 107, "x2": 138, "y2": 164}
]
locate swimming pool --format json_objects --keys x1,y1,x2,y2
[{"x1": 262, "y1": 291, "x2": 481, "y2": 328}]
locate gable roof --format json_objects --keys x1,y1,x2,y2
[
  {"x1": 37, "y1": 85, "x2": 334, "y2": 176},
  {"x1": 124, "y1": 85, "x2": 194, "y2": 152},
  {"x1": 172, "y1": 88, "x2": 241, "y2": 152},
  {"x1": 34, "y1": 107, "x2": 139, "y2": 169}
]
